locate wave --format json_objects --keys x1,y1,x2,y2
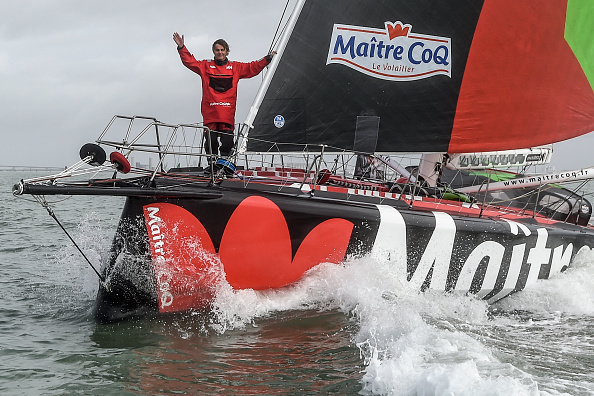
[
  {"x1": 53, "y1": 211, "x2": 594, "y2": 395},
  {"x1": 204, "y1": 247, "x2": 594, "y2": 395}
]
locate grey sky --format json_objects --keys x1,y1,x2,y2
[
  {"x1": 1, "y1": 0, "x2": 592, "y2": 170},
  {"x1": 1, "y1": 0, "x2": 289, "y2": 168}
]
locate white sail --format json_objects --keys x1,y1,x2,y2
[{"x1": 237, "y1": 0, "x2": 307, "y2": 154}]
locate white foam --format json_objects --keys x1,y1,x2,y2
[
  {"x1": 496, "y1": 247, "x2": 594, "y2": 315},
  {"x1": 206, "y1": 255, "x2": 562, "y2": 395},
  {"x1": 55, "y1": 212, "x2": 594, "y2": 395},
  {"x1": 53, "y1": 211, "x2": 116, "y2": 299}
]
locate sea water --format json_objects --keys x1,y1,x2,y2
[{"x1": 2, "y1": 171, "x2": 594, "y2": 395}]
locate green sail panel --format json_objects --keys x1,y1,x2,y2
[{"x1": 565, "y1": 0, "x2": 594, "y2": 92}]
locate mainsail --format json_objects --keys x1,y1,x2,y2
[{"x1": 245, "y1": 0, "x2": 594, "y2": 154}]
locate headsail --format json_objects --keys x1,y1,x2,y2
[{"x1": 245, "y1": 0, "x2": 594, "y2": 154}]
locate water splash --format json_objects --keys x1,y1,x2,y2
[
  {"x1": 45, "y1": 209, "x2": 594, "y2": 394},
  {"x1": 49, "y1": 211, "x2": 117, "y2": 316},
  {"x1": 496, "y1": 247, "x2": 594, "y2": 315},
  {"x1": 203, "y1": 248, "x2": 594, "y2": 395}
]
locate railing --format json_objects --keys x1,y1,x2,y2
[
  {"x1": 19, "y1": 115, "x2": 419, "y2": 188},
  {"x1": 20, "y1": 114, "x2": 592, "y2": 225},
  {"x1": 93, "y1": 115, "x2": 421, "y2": 185}
]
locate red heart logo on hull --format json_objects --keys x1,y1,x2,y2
[
  {"x1": 143, "y1": 197, "x2": 354, "y2": 312},
  {"x1": 220, "y1": 196, "x2": 353, "y2": 289}
]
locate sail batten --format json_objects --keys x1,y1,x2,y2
[{"x1": 246, "y1": 0, "x2": 594, "y2": 154}]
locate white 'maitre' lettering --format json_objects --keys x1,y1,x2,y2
[
  {"x1": 145, "y1": 206, "x2": 173, "y2": 308},
  {"x1": 373, "y1": 205, "x2": 582, "y2": 300}
]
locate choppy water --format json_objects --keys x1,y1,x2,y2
[{"x1": 2, "y1": 171, "x2": 594, "y2": 395}]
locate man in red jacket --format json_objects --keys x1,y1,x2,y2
[{"x1": 173, "y1": 32, "x2": 274, "y2": 159}]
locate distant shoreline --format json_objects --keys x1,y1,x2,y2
[{"x1": 0, "y1": 166, "x2": 64, "y2": 172}]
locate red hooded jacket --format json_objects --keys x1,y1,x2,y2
[{"x1": 178, "y1": 46, "x2": 271, "y2": 126}]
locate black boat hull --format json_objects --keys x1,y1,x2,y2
[{"x1": 94, "y1": 181, "x2": 594, "y2": 322}]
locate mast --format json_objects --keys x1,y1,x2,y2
[{"x1": 237, "y1": 0, "x2": 307, "y2": 154}]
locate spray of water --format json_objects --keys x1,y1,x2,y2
[
  {"x1": 204, "y1": 247, "x2": 594, "y2": 395},
  {"x1": 496, "y1": 247, "x2": 594, "y2": 315},
  {"x1": 57, "y1": 213, "x2": 594, "y2": 395}
]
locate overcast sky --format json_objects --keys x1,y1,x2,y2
[
  {"x1": 0, "y1": 0, "x2": 291, "y2": 168},
  {"x1": 1, "y1": 0, "x2": 592, "y2": 170}
]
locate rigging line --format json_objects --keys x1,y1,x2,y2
[
  {"x1": 34, "y1": 195, "x2": 106, "y2": 284},
  {"x1": 14, "y1": 191, "x2": 74, "y2": 205},
  {"x1": 269, "y1": 0, "x2": 291, "y2": 53},
  {"x1": 271, "y1": 22, "x2": 289, "y2": 51}
]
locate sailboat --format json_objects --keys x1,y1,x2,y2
[{"x1": 13, "y1": 0, "x2": 594, "y2": 322}]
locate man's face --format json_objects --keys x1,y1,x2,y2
[{"x1": 213, "y1": 44, "x2": 229, "y2": 61}]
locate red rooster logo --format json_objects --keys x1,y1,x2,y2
[{"x1": 385, "y1": 21, "x2": 411, "y2": 40}]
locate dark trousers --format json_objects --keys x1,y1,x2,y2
[{"x1": 204, "y1": 123, "x2": 234, "y2": 157}]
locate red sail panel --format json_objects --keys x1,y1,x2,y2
[{"x1": 449, "y1": 0, "x2": 594, "y2": 153}]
